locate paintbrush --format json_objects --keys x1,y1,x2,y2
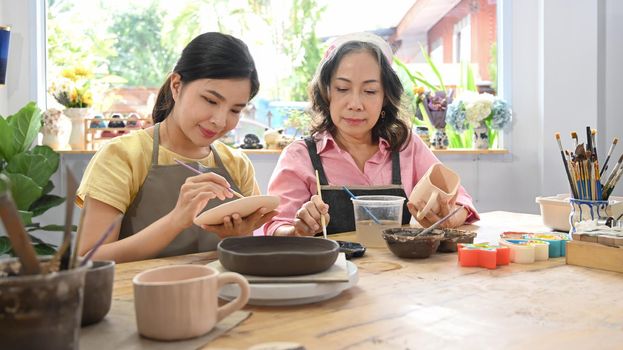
[
  {"x1": 603, "y1": 154, "x2": 623, "y2": 199},
  {"x1": 600, "y1": 137, "x2": 618, "y2": 177},
  {"x1": 174, "y1": 159, "x2": 244, "y2": 199},
  {"x1": 342, "y1": 186, "x2": 382, "y2": 225},
  {"x1": 43, "y1": 234, "x2": 72, "y2": 274},
  {"x1": 69, "y1": 196, "x2": 89, "y2": 269},
  {"x1": 80, "y1": 215, "x2": 123, "y2": 267},
  {"x1": 555, "y1": 133, "x2": 579, "y2": 198},
  {"x1": 586, "y1": 126, "x2": 593, "y2": 160},
  {"x1": 314, "y1": 170, "x2": 328, "y2": 239},
  {"x1": 0, "y1": 174, "x2": 41, "y2": 275},
  {"x1": 565, "y1": 150, "x2": 581, "y2": 197},
  {"x1": 575, "y1": 144, "x2": 587, "y2": 199},
  {"x1": 416, "y1": 205, "x2": 465, "y2": 236},
  {"x1": 60, "y1": 168, "x2": 79, "y2": 270},
  {"x1": 571, "y1": 132, "x2": 579, "y2": 149}
]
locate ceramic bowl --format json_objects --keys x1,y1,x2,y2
[
  {"x1": 82, "y1": 260, "x2": 115, "y2": 326},
  {"x1": 437, "y1": 229, "x2": 477, "y2": 253},
  {"x1": 382, "y1": 228, "x2": 444, "y2": 259},
  {"x1": 217, "y1": 236, "x2": 339, "y2": 276}
]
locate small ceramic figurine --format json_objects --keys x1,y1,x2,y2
[
  {"x1": 264, "y1": 128, "x2": 294, "y2": 150},
  {"x1": 415, "y1": 126, "x2": 431, "y2": 147},
  {"x1": 431, "y1": 128, "x2": 449, "y2": 150},
  {"x1": 107, "y1": 113, "x2": 126, "y2": 128},
  {"x1": 89, "y1": 114, "x2": 107, "y2": 128},
  {"x1": 126, "y1": 113, "x2": 141, "y2": 128},
  {"x1": 239, "y1": 134, "x2": 263, "y2": 149}
]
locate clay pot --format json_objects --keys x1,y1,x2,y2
[
  {"x1": 382, "y1": 228, "x2": 444, "y2": 259},
  {"x1": 81, "y1": 260, "x2": 115, "y2": 326}
]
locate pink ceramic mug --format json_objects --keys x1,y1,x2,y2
[
  {"x1": 409, "y1": 163, "x2": 461, "y2": 221},
  {"x1": 133, "y1": 264, "x2": 250, "y2": 341}
]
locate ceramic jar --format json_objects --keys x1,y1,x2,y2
[
  {"x1": 64, "y1": 107, "x2": 90, "y2": 150},
  {"x1": 472, "y1": 122, "x2": 489, "y2": 149},
  {"x1": 415, "y1": 126, "x2": 431, "y2": 147},
  {"x1": 431, "y1": 128, "x2": 449, "y2": 150},
  {"x1": 41, "y1": 108, "x2": 72, "y2": 150}
]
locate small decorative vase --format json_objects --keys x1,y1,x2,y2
[
  {"x1": 64, "y1": 107, "x2": 90, "y2": 150},
  {"x1": 472, "y1": 122, "x2": 489, "y2": 150},
  {"x1": 415, "y1": 126, "x2": 431, "y2": 147},
  {"x1": 431, "y1": 128, "x2": 449, "y2": 150},
  {"x1": 41, "y1": 108, "x2": 72, "y2": 150}
]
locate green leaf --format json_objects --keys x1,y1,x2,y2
[
  {"x1": 29, "y1": 194, "x2": 66, "y2": 217},
  {"x1": 6, "y1": 102, "x2": 42, "y2": 154},
  {"x1": 419, "y1": 44, "x2": 446, "y2": 92},
  {"x1": 32, "y1": 145, "x2": 60, "y2": 173},
  {"x1": 38, "y1": 224, "x2": 76, "y2": 232},
  {"x1": 6, "y1": 153, "x2": 52, "y2": 187},
  {"x1": 0, "y1": 237, "x2": 12, "y2": 255},
  {"x1": 19, "y1": 210, "x2": 33, "y2": 225},
  {"x1": 465, "y1": 64, "x2": 478, "y2": 93},
  {"x1": 5, "y1": 173, "x2": 42, "y2": 210},
  {"x1": 0, "y1": 116, "x2": 15, "y2": 162},
  {"x1": 33, "y1": 243, "x2": 57, "y2": 255},
  {"x1": 42, "y1": 181, "x2": 55, "y2": 195}
]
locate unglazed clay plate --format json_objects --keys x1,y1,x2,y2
[
  {"x1": 218, "y1": 261, "x2": 359, "y2": 306},
  {"x1": 193, "y1": 195, "x2": 279, "y2": 226}
]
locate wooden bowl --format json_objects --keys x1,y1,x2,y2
[
  {"x1": 217, "y1": 236, "x2": 339, "y2": 276},
  {"x1": 382, "y1": 228, "x2": 444, "y2": 259}
]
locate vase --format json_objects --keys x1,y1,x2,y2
[
  {"x1": 64, "y1": 108, "x2": 90, "y2": 150},
  {"x1": 431, "y1": 128, "x2": 449, "y2": 150},
  {"x1": 472, "y1": 122, "x2": 489, "y2": 150},
  {"x1": 414, "y1": 126, "x2": 431, "y2": 147},
  {"x1": 41, "y1": 109, "x2": 72, "y2": 150}
]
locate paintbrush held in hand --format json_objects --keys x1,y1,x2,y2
[{"x1": 556, "y1": 127, "x2": 621, "y2": 200}]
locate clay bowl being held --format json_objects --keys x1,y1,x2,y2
[
  {"x1": 382, "y1": 228, "x2": 444, "y2": 259},
  {"x1": 437, "y1": 229, "x2": 477, "y2": 253},
  {"x1": 217, "y1": 236, "x2": 339, "y2": 276},
  {"x1": 82, "y1": 260, "x2": 115, "y2": 326}
]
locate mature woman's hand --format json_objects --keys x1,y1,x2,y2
[
  {"x1": 408, "y1": 194, "x2": 468, "y2": 229},
  {"x1": 201, "y1": 207, "x2": 278, "y2": 237},
  {"x1": 292, "y1": 195, "x2": 330, "y2": 236},
  {"x1": 168, "y1": 172, "x2": 234, "y2": 231}
]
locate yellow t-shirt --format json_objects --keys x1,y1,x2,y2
[{"x1": 76, "y1": 129, "x2": 260, "y2": 212}]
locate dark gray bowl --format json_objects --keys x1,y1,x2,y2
[
  {"x1": 382, "y1": 228, "x2": 444, "y2": 259},
  {"x1": 82, "y1": 260, "x2": 115, "y2": 326},
  {"x1": 217, "y1": 236, "x2": 339, "y2": 276},
  {"x1": 437, "y1": 229, "x2": 477, "y2": 253}
]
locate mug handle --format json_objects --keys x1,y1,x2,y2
[
  {"x1": 216, "y1": 272, "x2": 250, "y2": 322},
  {"x1": 416, "y1": 191, "x2": 439, "y2": 221}
]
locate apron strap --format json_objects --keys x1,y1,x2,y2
[
  {"x1": 210, "y1": 144, "x2": 226, "y2": 169},
  {"x1": 152, "y1": 123, "x2": 161, "y2": 165},
  {"x1": 304, "y1": 137, "x2": 329, "y2": 185},
  {"x1": 391, "y1": 150, "x2": 402, "y2": 185}
]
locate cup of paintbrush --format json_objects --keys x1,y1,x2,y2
[
  {"x1": 555, "y1": 133, "x2": 578, "y2": 199},
  {"x1": 174, "y1": 159, "x2": 244, "y2": 198}
]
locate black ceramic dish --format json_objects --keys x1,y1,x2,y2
[
  {"x1": 217, "y1": 236, "x2": 339, "y2": 276},
  {"x1": 382, "y1": 228, "x2": 444, "y2": 259},
  {"x1": 336, "y1": 240, "x2": 366, "y2": 259},
  {"x1": 437, "y1": 229, "x2": 477, "y2": 253}
]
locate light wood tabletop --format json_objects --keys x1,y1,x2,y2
[{"x1": 98, "y1": 211, "x2": 623, "y2": 349}]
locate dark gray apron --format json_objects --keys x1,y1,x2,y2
[
  {"x1": 305, "y1": 137, "x2": 411, "y2": 235},
  {"x1": 119, "y1": 123, "x2": 242, "y2": 257}
]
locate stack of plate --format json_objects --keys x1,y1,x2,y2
[{"x1": 213, "y1": 236, "x2": 359, "y2": 306}]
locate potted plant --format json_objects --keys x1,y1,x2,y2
[{"x1": 0, "y1": 102, "x2": 69, "y2": 256}]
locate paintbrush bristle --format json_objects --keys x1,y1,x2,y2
[
  {"x1": 555, "y1": 132, "x2": 561, "y2": 139},
  {"x1": 614, "y1": 138, "x2": 619, "y2": 145},
  {"x1": 592, "y1": 129, "x2": 597, "y2": 135},
  {"x1": 571, "y1": 132, "x2": 578, "y2": 138}
]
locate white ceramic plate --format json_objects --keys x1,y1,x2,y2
[
  {"x1": 194, "y1": 195, "x2": 280, "y2": 226},
  {"x1": 217, "y1": 261, "x2": 359, "y2": 306}
]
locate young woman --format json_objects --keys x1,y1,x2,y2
[
  {"x1": 77, "y1": 32, "x2": 277, "y2": 262},
  {"x1": 265, "y1": 32, "x2": 479, "y2": 237}
]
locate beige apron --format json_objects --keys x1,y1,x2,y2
[{"x1": 119, "y1": 123, "x2": 242, "y2": 257}]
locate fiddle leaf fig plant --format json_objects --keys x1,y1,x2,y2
[{"x1": 0, "y1": 102, "x2": 69, "y2": 256}]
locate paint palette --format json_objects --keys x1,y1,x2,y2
[{"x1": 457, "y1": 243, "x2": 510, "y2": 269}]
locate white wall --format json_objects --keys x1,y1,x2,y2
[{"x1": 1, "y1": 0, "x2": 622, "y2": 229}]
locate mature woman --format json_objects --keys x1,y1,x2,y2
[
  {"x1": 265, "y1": 32, "x2": 479, "y2": 237},
  {"x1": 77, "y1": 32, "x2": 277, "y2": 262}
]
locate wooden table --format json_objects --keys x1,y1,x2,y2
[{"x1": 104, "y1": 212, "x2": 623, "y2": 349}]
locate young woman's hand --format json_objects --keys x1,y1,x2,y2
[
  {"x1": 168, "y1": 172, "x2": 234, "y2": 231},
  {"x1": 407, "y1": 193, "x2": 468, "y2": 229},
  {"x1": 200, "y1": 207, "x2": 278, "y2": 238},
  {"x1": 292, "y1": 195, "x2": 330, "y2": 236}
]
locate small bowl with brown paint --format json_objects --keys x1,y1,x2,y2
[
  {"x1": 382, "y1": 228, "x2": 444, "y2": 259},
  {"x1": 437, "y1": 229, "x2": 476, "y2": 253}
]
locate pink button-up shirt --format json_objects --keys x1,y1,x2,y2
[{"x1": 264, "y1": 131, "x2": 479, "y2": 235}]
